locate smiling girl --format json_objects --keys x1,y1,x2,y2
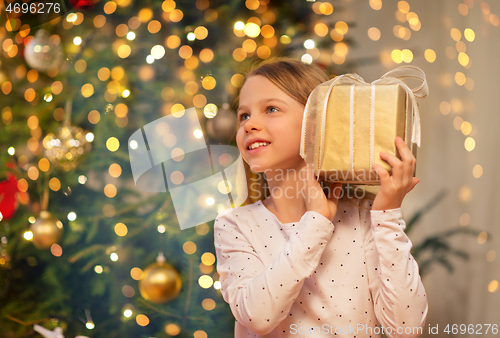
[{"x1": 214, "y1": 57, "x2": 427, "y2": 337}]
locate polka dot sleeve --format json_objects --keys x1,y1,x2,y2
[
  {"x1": 214, "y1": 210, "x2": 334, "y2": 335},
  {"x1": 361, "y1": 207, "x2": 428, "y2": 338}
]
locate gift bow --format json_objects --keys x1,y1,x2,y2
[
  {"x1": 300, "y1": 66, "x2": 428, "y2": 168},
  {"x1": 34, "y1": 324, "x2": 90, "y2": 338}
]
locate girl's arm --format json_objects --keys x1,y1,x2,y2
[
  {"x1": 361, "y1": 136, "x2": 426, "y2": 337},
  {"x1": 361, "y1": 204, "x2": 428, "y2": 338},
  {"x1": 214, "y1": 210, "x2": 334, "y2": 335}
]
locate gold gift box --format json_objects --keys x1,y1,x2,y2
[
  {"x1": 301, "y1": 66, "x2": 427, "y2": 186},
  {"x1": 317, "y1": 84, "x2": 414, "y2": 184}
]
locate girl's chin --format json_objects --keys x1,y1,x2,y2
[{"x1": 249, "y1": 163, "x2": 268, "y2": 172}]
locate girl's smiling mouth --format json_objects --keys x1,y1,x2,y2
[{"x1": 246, "y1": 140, "x2": 271, "y2": 154}]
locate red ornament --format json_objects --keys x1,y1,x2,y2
[
  {"x1": 0, "y1": 175, "x2": 19, "y2": 220},
  {"x1": 70, "y1": 0, "x2": 95, "y2": 10}
]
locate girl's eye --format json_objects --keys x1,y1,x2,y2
[
  {"x1": 239, "y1": 113, "x2": 249, "y2": 121},
  {"x1": 267, "y1": 106, "x2": 278, "y2": 113}
]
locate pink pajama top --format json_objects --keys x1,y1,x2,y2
[{"x1": 214, "y1": 198, "x2": 427, "y2": 337}]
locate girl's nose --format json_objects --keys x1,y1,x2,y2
[{"x1": 244, "y1": 115, "x2": 262, "y2": 133}]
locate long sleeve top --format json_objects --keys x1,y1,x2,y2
[{"x1": 214, "y1": 197, "x2": 428, "y2": 338}]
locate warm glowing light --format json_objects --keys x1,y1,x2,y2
[
  {"x1": 391, "y1": 49, "x2": 403, "y2": 63},
  {"x1": 122, "y1": 285, "x2": 135, "y2": 297},
  {"x1": 464, "y1": 137, "x2": 475, "y2": 152},
  {"x1": 183, "y1": 241, "x2": 197, "y2": 254},
  {"x1": 234, "y1": 21, "x2": 245, "y2": 30},
  {"x1": 86, "y1": 322, "x2": 95, "y2": 330},
  {"x1": 157, "y1": 224, "x2": 166, "y2": 233},
  {"x1": 131, "y1": 267, "x2": 144, "y2": 280},
  {"x1": 81, "y1": 83, "x2": 94, "y2": 97},
  {"x1": 455, "y1": 72, "x2": 466, "y2": 86},
  {"x1": 24, "y1": 231, "x2": 33, "y2": 240},
  {"x1": 458, "y1": 53, "x2": 469, "y2": 67},
  {"x1": 244, "y1": 22, "x2": 260, "y2": 38},
  {"x1": 67, "y1": 212, "x2": 77, "y2": 221},
  {"x1": 301, "y1": 54, "x2": 313, "y2": 64},
  {"x1": 398, "y1": 1, "x2": 410, "y2": 13},
  {"x1": 213, "y1": 281, "x2": 221, "y2": 289},
  {"x1": 487, "y1": 250, "x2": 496, "y2": 262},
  {"x1": 49, "y1": 177, "x2": 61, "y2": 191},
  {"x1": 473, "y1": 164, "x2": 483, "y2": 178},
  {"x1": 461, "y1": 121, "x2": 472, "y2": 135},
  {"x1": 450, "y1": 28, "x2": 461, "y2": 41},
  {"x1": 51, "y1": 244, "x2": 63, "y2": 257},
  {"x1": 94, "y1": 265, "x2": 103, "y2": 274},
  {"x1": 115, "y1": 222, "x2": 128, "y2": 236},
  {"x1": 464, "y1": 28, "x2": 475, "y2": 42},
  {"x1": 202, "y1": 298, "x2": 216, "y2": 311},
  {"x1": 109, "y1": 163, "x2": 122, "y2": 178},
  {"x1": 198, "y1": 275, "x2": 214, "y2": 288},
  {"x1": 7, "y1": 147, "x2": 15, "y2": 155},
  {"x1": 67, "y1": 13, "x2": 78, "y2": 22},
  {"x1": 206, "y1": 197, "x2": 215, "y2": 205},
  {"x1": 194, "y1": 26, "x2": 209, "y2": 40},
  {"x1": 127, "y1": 31, "x2": 136, "y2": 40},
  {"x1": 165, "y1": 323, "x2": 181, "y2": 335},
  {"x1": 201, "y1": 252, "x2": 216, "y2": 265},
  {"x1": 459, "y1": 213, "x2": 470, "y2": 226},
  {"x1": 27, "y1": 167, "x2": 39, "y2": 181},
  {"x1": 402, "y1": 49, "x2": 413, "y2": 63},
  {"x1": 369, "y1": 0, "x2": 382, "y2": 10},
  {"x1": 151, "y1": 45, "x2": 166, "y2": 59},
  {"x1": 488, "y1": 280, "x2": 499, "y2": 293},
  {"x1": 136, "y1": 314, "x2": 149, "y2": 326},
  {"x1": 124, "y1": 309, "x2": 133, "y2": 318},
  {"x1": 193, "y1": 129, "x2": 203, "y2": 138},
  {"x1": 202, "y1": 76, "x2": 216, "y2": 90},
  {"x1": 106, "y1": 137, "x2": 120, "y2": 151},
  {"x1": 478, "y1": 231, "x2": 488, "y2": 244},
  {"x1": 458, "y1": 185, "x2": 472, "y2": 203},
  {"x1": 104, "y1": 184, "x2": 117, "y2": 198},
  {"x1": 304, "y1": 39, "x2": 315, "y2": 49},
  {"x1": 424, "y1": 49, "x2": 436, "y2": 63},
  {"x1": 458, "y1": 4, "x2": 468, "y2": 16},
  {"x1": 280, "y1": 35, "x2": 291, "y2": 44},
  {"x1": 367, "y1": 27, "x2": 381, "y2": 41},
  {"x1": 117, "y1": 44, "x2": 132, "y2": 58},
  {"x1": 73, "y1": 36, "x2": 82, "y2": 45},
  {"x1": 110, "y1": 252, "x2": 119, "y2": 261}
]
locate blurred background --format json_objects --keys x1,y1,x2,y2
[{"x1": 0, "y1": 0, "x2": 498, "y2": 337}]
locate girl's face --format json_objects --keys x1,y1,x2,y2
[{"x1": 236, "y1": 75, "x2": 306, "y2": 173}]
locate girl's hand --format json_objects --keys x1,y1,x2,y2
[
  {"x1": 303, "y1": 164, "x2": 342, "y2": 222},
  {"x1": 371, "y1": 136, "x2": 419, "y2": 211}
]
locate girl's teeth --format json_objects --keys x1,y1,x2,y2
[{"x1": 249, "y1": 142, "x2": 269, "y2": 150}]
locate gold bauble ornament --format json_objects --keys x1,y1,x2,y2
[
  {"x1": 43, "y1": 123, "x2": 92, "y2": 171},
  {"x1": 24, "y1": 30, "x2": 64, "y2": 73},
  {"x1": 139, "y1": 253, "x2": 181, "y2": 304},
  {"x1": 30, "y1": 211, "x2": 63, "y2": 249}
]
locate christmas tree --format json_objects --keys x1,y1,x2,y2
[{"x1": 0, "y1": 0, "x2": 353, "y2": 336}]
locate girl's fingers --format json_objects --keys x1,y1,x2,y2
[
  {"x1": 379, "y1": 151, "x2": 403, "y2": 183},
  {"x1": 395, "y1": 137, "x2": 415, "y2": 187},
  {"x1": 373, "y1": 162, "x2": 390, "y2": 185},
  {"x1": 407, "y1": 177, "x2": 419, "y2": 193}
]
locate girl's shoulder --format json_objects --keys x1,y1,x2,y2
[{"x1": 215, "y1": 200, "x2": 262, "y2": 223}]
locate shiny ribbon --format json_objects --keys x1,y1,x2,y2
[{"x1": 300, "y1": 66, "x2": 428, "y2": 170}]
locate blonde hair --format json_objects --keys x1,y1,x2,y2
[{"x1": 234, "y1": 57, "x2": 374, "y2": 209}]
